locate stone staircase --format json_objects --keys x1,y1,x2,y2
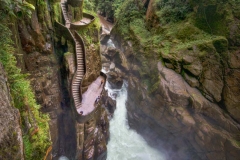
[
  {"x1": 60, "y1": 0, "x2": 70, "y2": 25},
  {"x1": 59, "y1": 0, "x2": 106, "y2": 121},
  {"x1": 71, "y1": 31, "x2": 86, "y2": 109}
]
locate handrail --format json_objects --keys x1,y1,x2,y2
[{"x1": 54, "y1": 21, "x2": 72, "y2": 40}]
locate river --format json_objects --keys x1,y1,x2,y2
[{"x1": 105, "y1": 82, "x2": 165, "y2": 160}]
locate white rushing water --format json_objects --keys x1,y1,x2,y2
[{"x1": 106, "y1": 82, "x2": 165, "y2": 160}]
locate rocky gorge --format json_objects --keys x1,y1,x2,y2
[
  {"x1": 99, "y1": 0, "x2": 240, "y2": 159},
  {"x1": 1, "y1": 0, "x2": 240, "y2": 159}
]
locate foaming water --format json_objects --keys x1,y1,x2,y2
[
  {"x1": 107, "y1": 39, "x2": 115, "y2": 48},
  {"x1": 106, "y1": 82, "x2": 165, "y2": 160}
]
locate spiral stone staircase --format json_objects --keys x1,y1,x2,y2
[{"x1": 59, "y1": 0, "x2": 106, "y2": 122}]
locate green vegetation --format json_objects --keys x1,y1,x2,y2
[
  {"x1": 84, "y1": 0, "x2": 97, "y2": 11},
  {"x1": 0, "y1": 3, "x2": 50, "y2": 160},
  {"x1": 77, "y1": 1, "x2": 101, "y2": 46},
  {"x1": 154, "y1": 0, "x2": 192, "y2": 24},
  {"x1": 77, "y1": 19, "x2": 100, "y2": 45},
  {"x1": 0, "y1": 0, "x2": 35, "y2": 18},
  {"x1": 95, "y1": 0, "x2": 238, "y2": 93}
]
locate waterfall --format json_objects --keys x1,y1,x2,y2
[{"x1": 105, "y1": 82, "x2": 165, "y2": 160}]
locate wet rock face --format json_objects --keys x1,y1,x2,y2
[
  {"x1": 74, "y1": 103, "x2": 110, "y2": 160},
  {"x1": 17, "y1": 5, "x2": 60, "y2": 113},
  {"x1": 159, "y1": 37, "x2": 240, "y2": 122},
  {"x1": 144, "y1": 0, "x2": 240, "y2": 122},
  {"x1": 101, "y1": 89, "x2": 116, "y2": 118},
  {"x1": 109, "y1": 30, "x2": 240, "y2": 159},
  {"x1": 0, "y1": 63, "x2": 23, "y2": 160},
  {"x1": 127, "y1": 62, "x2": 240, "y2": 160},
  {"x1": 100, "y1": 39, "x2": 128, "y2": 90},
  {"x1": 161, "y1": 42, "x2": 224, "y2": 103},
  {"x1": 106, "y1": 71, "x2": 124, "y2": 89}
]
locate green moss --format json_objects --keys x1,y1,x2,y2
[
  {"x1": 175, "y1": 24, "x2": 201, "y2": 41},
  {"x1": 154, "y1": 0, "x2": 192, "y2": 24},
  {"x1": 194, "y1": 4, "x2": 229, "y2": 36},
  {"x1": 53, "y1": 2, "x2": 62, "y2": 22},
  {"x1": 64, "y1": 51, "x2": 73, "y2": 56},
  {"x1": 212, "y1": 38, "x2": 228, "y2": 53},
  {"x1": 77, "y1": 18, "x2": 100, "y2": 45},
  {"x1": 0, "y1": 12, "x2": 50, "y2": 160}
]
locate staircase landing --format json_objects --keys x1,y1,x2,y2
[
  {"x1": 77, "y1": 76, "x2": 105, "y2": 115},
  {"x1": 72, "y1": 17, "x2": 92, "y2": 26}
]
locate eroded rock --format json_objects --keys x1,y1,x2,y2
[
  {"x1": 127, "y1": 61, "x2": 240, "y2": 160},
  {"x1": 0, "y1": 63, "x2": 24, "y2": 160}
]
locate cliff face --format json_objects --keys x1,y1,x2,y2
[
  {"x1": 107, "y1": 0, "x2": 240, "y2": 159},
  {"x1": 145, "y1": 0, "x2": 240, "y2": 122},
  {"x1": 0, "y1": 0, "x2": 110, "y2": 159},
  {"x1": 62, "y1": 22, "x2": 110, "y2": 159},
  {"x1": 111, "y1": 33, "x2": 240, "y2": 159},
  {"x1": 0, "y1": 63, "x2": 23, "y2": 160}
]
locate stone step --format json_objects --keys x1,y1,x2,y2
[
  {"x1": 75, "y1": 76, "x2": 83, "y2": 79},
  {"x1": 75, "y1": 79, "x2": 82, "y2": 82},
  {"x1": 74, "y1": 80, "x2": 82, "y2": 83},
  {"x1": 76, "y1": 76, "x2": 83, "y2": 79}
]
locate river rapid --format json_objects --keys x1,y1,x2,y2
[{"x1": 105, "y1": 82, "x2": 165, "y2": 160}]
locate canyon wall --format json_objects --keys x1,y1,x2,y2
[
  {"x1": 0, "y1": 0, "x2": 111, "y2": 159},
  {"x1": 0, "y1": 63, "x2": 24, "y2": 160},
  {"x1": 102, "y1": 0, "x2": 240, "y2": 159}
]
